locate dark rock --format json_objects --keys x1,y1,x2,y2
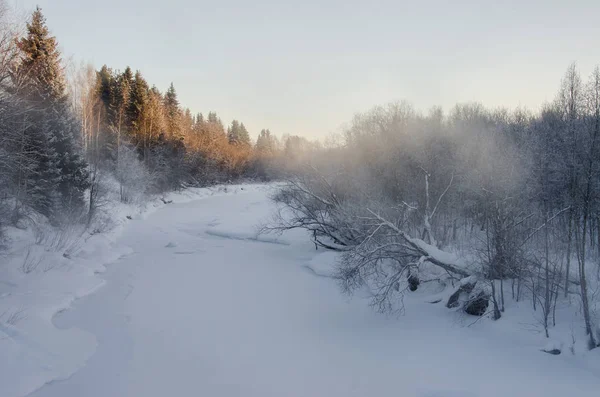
[
  {"x1": 542, "y1": 348, "x2": 561, "y2": 355},
  {"x1": 465, "y1": 292, "x2": 489, "y2": 316},
  {"x1": 408, "y1": 274, "x2": 420, "y2": 292}
]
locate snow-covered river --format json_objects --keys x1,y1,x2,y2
[{"x1": 29, "y1": 186, "x2": 600, "y2": 397}]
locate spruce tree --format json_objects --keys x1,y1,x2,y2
[
  {"x1": 206, "y1": 112, "x2": 225, "y2": 134},
  {"x1": 17, "y1": 7, "x2": 66, "y2": 102},
  {"x1": 164, "y1": 82, "x2": 182, "y2": 139},
  {"x1": 207, "y1": 111, "x2": 218, "y2": 123},
  {"x1": 239, "y1": 123, "x2": 251, "y2": 146},
  {"x1": 112, "y1": 67, "x2": 133, "y2": 163},
  {"x1": 228, "y1": 120, "x2": 251, "y2": 146},
  {"x1": 183, "y1": 108, "x2": 193, "y2": 136},
  {"x1": 128, "y1": 70, "x2": 149, "y2": 152},
  {"x1": 228, "y1": 120, "x2": 241, "y2": 144},
  {"x1": 13, "y1": 7, "x2": 88, "y2": 218},
  {"x1": 116, "y1": 67, "x2": 134, "y2": 134},
  {"x1": 94, "y1": 65, "x2": 116, "y2": 161},
  {"x1": 97, "y1": 65, "x2": 115, "y2": 120},
  {"x1": 256, "y1": 129, "x2": 275, "y2": 154},
  {"x1": 147, "y1": 86, "x2": 166, "y2": 145}
]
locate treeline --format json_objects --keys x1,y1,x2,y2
[
  {"x1": 78, "y1": 60, "x2": 317, "y2": 199},
  {"x1": 271, "y1": 64, "x2": 600, "y2": 349},
  {"x1": 86, "y1": 65, "x2": 257, "y2": 192},
  {"x1": 0, "y1": 5, "x2": 315, "y2": 237}
]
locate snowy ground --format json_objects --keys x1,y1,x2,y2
[{"x1": 2, "y1": 184, "x2": 600, "y2": 397}]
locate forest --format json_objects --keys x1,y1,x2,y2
[
  {"x1": 0, "y1": 5, "x2": 315, "y2": 235},
  {"x1": 268, "y1": 64, "x2": 600, "y2": 349},
  {"x1": 1, "y1": 1, "x2": 599, "y2": 361}
]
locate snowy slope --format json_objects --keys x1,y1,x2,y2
[{"x1": 3, "y1": 184, "x2": 600, "y2": 397}]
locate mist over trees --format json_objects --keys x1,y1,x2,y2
[{"x1": 268, "y1": 67, "x2": 600, "y2": 349}]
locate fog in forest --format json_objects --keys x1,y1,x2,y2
[{"x1": 1, "y1": 2, "x2": 600, "y2": 396}]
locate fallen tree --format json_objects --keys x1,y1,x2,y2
[
  {"x1": 264, "y1": 176, "x2": 478, "y2": 314},
  {"x1": 265, "y1": 174, "x2": 580, "y2": 320}
]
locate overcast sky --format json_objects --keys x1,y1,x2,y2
[{"x1": 14, "y1": 0, "x2": 600, "y2": 139}]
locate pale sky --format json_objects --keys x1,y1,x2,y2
[{"x1": 14, "y1": 0, "x2": 600, "y2": 139}]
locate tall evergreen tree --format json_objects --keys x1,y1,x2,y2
[
  {"x1": 256, "y1": 128, "x2": 275, "y2": 155},
  {"x1": 12, "y1": 7, "x2": 88, "y2": 218},
  {"x1": 16, "y1": 7, "x2": 66, "y2": 102},
  {"x1": 112, "y1": 67, "x2": 133, "y2": 161},
  {"x1": 114, "y1": 67, "x2": 133, "y2": 131},
  {"x1": 164, "y1": 82, "x2": 182, "y2": 139},
  {"x1": 228, "y1": 120, "x2": 251, "y2": 146},
  {"x1": 207, "y1": 111, "x2": 218, "y2": 124},
  {"x1": 128, "y1": 70, "x2": 149, "y2": 153},
  {"x1": 227, "y1": 119, "x2": 239, "y2": 144},
  {"x1": 146, "y1": 86, "x2": 166, "y2": 146},
  {"x1": 96, "y1": 65, "x2": 114, "y2": 121},
  {"x1": 239, "y1": 123, "x2": 251, "y2": 146},
  {"x1": 183, "y1": 108, "x2": 193, "y2": 136}
]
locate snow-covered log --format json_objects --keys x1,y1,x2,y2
[{"x1": 366, "y1": 209, "x2": 471, "y2": 278}]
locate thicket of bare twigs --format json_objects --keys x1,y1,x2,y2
[{"x1": 266, "y1": 66, "x2": 600, "y2": 349}]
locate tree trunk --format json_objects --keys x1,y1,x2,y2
[
  {"x1": 565, "y1": 211, "x2": 573, "y2": 297},
  {"x1": 544, "y1": 210, "x2": 551, "y2": 338},
  {"x1": 579, "y1": 207, "x2": 597, "y2": 348},
  {"x1": 500, "y1": 277, "x2": 505, "y2": 312}
]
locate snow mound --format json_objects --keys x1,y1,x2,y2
[{"x1": 542, "y1": 340, "x2": 562, "y2": 355}]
